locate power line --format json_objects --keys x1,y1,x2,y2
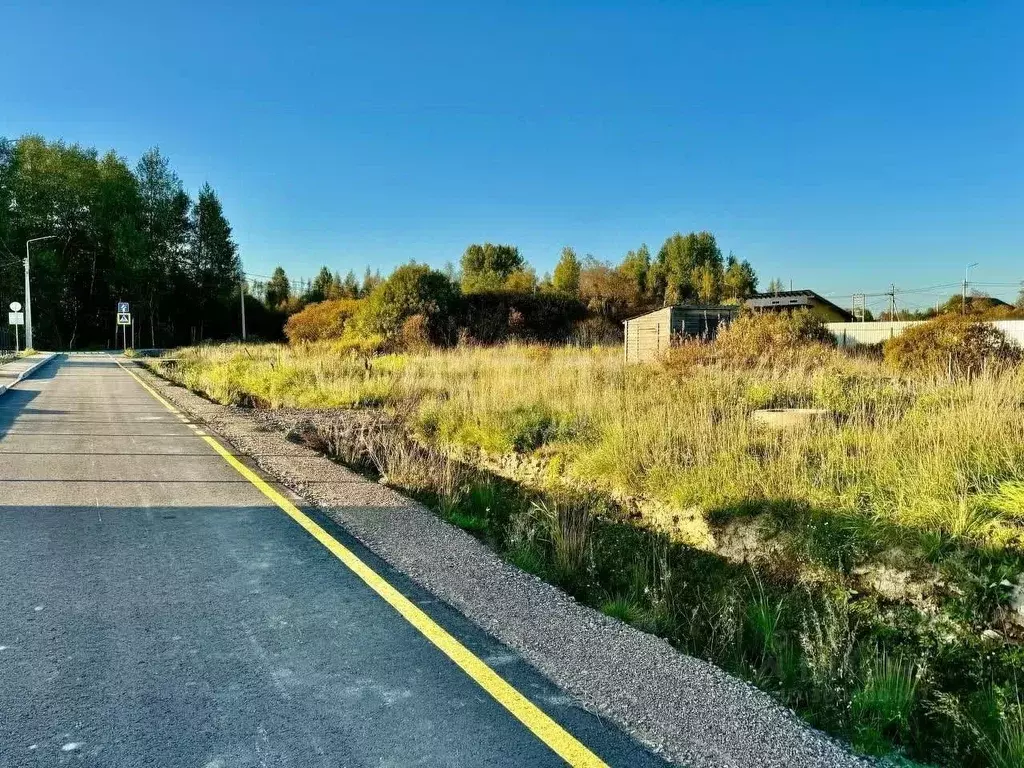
[
  {"x1": 821, "y1": 281, "x2": 964, "y2": 300},
  {"x1": 891, "y1": 281, "x2": 963, "y2": 295}
]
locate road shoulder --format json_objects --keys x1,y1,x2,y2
[{"x1": 0, "y1": 353, "x2": 58, "y2": 398}]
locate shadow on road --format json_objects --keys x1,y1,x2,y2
[{"x1": 0, "y1": 387, "x2": 41, "y2": 440}]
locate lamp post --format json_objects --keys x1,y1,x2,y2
[
  {"x1": 963, "y1": 261, "x2": 979, "y2": 315},
  {"x1": 24, "y1": 235, "x2": 58, "y2": 350},
  {"x1": 240, "y1": 279, "x2": 247, "y2": 341}
]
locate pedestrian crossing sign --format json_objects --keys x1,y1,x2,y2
[{"x1": 117, "y1": 312, "x2": 131, "y2": 325}]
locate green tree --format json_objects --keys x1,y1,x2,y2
[
  {"x1": 354, "y1": 263, "x2": 459, "y2": 341},
  {"x1": 306, "y1": 265, "x2": 334, "y2": 303},
  {"x1": 460, "y1": 243, "x2": 524, "y2": 293},
  {"x1": 552, "y1": 247, "x2": 582, "y2": 295},
  {"x1": 618, "y1": 244, "x2": 651, "y2": 303},
  {"x1": 0, "y1": 135, "x2": 252, "y2": 347},
  {"x1": 504, "y1": 267, "x2": 537, "y2": 293},
  {"x1": 326, "y1": 271, "x2": 345, "y2": 300},
  {"x1": 693, "y1": 262, "x2": 721, "y2": 304},
  {"x1": 265, "y1": 266, "x2": 291, "y2": 309},
  {"x1": 188, "y1": 183, "x2": 241, "y2": 339},
  {"x1": 651, "y1": 231, "x2": 723, "y2": 304},
  {"x1": 0, "y1": 138, "x2": 19, "y2": 312},
  {"x1": 341, "y1": 270, "x2": 360, "y2": 298},
  {"x1": 361, "y1": 267, "x2": 382, "y2": 296},
  {"x1": 651, "y1": 231, "x2": 724, "y2": 303},
  {"x1": 4, "y1": 136, "x2": 145, "y2": 348},
  {"x1": 766, "y1": 277, "x2": 785, "y2": 293},
  {"x1": 722, "y1": 253, "x2": 758, "y2": 301},
  {"x1": 136, "y1": 148, "x2": 190, "y2": 345}
]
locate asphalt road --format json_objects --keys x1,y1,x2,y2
[{"x1": 0, "y1": 355, "x2": 666, "y2": 767}]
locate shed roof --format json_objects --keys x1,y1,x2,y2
[
  {"x1": 621, "y1": 304, "x2": 740, "y2": 324},
  {"x1": 746, "y1": 290, "x2": 854, "y2": 322}
]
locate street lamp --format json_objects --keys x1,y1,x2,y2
[
  {"x1": 25, "y1": 235, "x2": 58, "y2": 350},
  {"x1": 963, "y1": 261, "x2": 979, "y2": 315}
]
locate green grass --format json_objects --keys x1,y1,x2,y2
[
  {"x1": 601, "y1": 596, "x2": 643, "y2": 624},
  {"x1": 151, "y1": 341, "x2": 1024, "y2": 767},
  {"x1": 445, "y1": 510, "x2": 489, "y2": 533},
  {"x1": 537, "y1": 497, "x2": 593, "y2": 591},
  {"x1": 985, "y1": 695, "x2": 1024, "y2": 768},
  {"x1": 850, "y1": 652, "x2": 921, "y2": 753},
  {"x1": 746, "y1": 574, "x2": 784, "y2": 660},
  {"x1": 505, "y1": 541, "x2": 546, "y2": 577}
]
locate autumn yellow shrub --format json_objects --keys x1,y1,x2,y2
[
  {"x1": 284, "y1": 298, "x2": 362, "y2": 343},
  {"x1": 667, "y1": 310, "x2": 839, "y2": 371},
  {"x1": 883, "y1": 314, "x2": 1021, "y2": 378}
]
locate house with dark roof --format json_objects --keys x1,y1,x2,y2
[{"x1": 745, "y1": 290, "x2": 854, "y2": 323}]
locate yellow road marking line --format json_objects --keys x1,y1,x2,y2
[{"x1": 111, "y1": 357, "x2": 608, "y2": 768}]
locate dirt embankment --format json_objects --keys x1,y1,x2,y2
[{"x1": 254, "y1": 403, "x2": 961, "y2": 627}]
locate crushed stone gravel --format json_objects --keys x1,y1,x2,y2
[{"x1": 133, "y1": 364, "x2": 870, "y2": 768}]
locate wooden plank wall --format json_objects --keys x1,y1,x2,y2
[{"x1": 624, "y1": 307, "x2": 672, "y2": 363}]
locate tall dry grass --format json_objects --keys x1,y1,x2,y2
[{"x1": 165, "y1": 341, "x2": 1024, "y2": 553}]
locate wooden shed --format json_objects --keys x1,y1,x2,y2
[{"x1": 623, "y1": 305, "x2": 739, "y2": 363}]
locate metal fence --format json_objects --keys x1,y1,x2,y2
[
  {"x1": 0, "y1": 326, "x2": 13, "y2": 356},
  {"x1": 0, "y1": 290, "x2": 16, "y2": 355},
  {"x1": 826, "y1": 320, "x2": 1024, "y2": 348}
]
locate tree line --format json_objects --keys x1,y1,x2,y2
[
  {"x1": 0, "y1": 135, "x2": 764, "y2": 350},
  {"x1": 0, "y1": 136, "x2": 249, "y2": 349},
  {"x1": 275, "y1": 233, "x2": 761, "y2": 348},
  {"x1": 268, "y1": 232, "x2": 758, "y2": 319}
]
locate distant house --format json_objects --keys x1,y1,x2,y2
[
  {"x1": 745, "y1": 290, "x2": 854, "y2": 323},
  {"x1": 623, "y1": 305, "x2": 739, "y2": 363}
]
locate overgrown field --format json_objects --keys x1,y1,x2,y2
[{"x1": 153, "y1": 338, "x2": 1024, "y2": 767}]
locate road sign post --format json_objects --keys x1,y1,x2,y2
[
  {"x1": 9, "y1": 301, "x2": 23, "y2": 353},
  {"x1": 117, "y1": 309, "x2": 131, "y2": 352}
]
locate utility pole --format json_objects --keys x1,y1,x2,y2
[
  {"x1": 240, "y1": 281, "x2": 247, "y2": 341},
  {"x1": 888, "y1": 284, "x2": 897, "y2": 321},
  {"x1": 24, "y1": 235, "x2": 58, "y2": 350},
  {"x1": 963, "y1": 262, "x2": 978, "y2": 314},
  {"x1": 852, "y1": 293, "x2": 866, "y2": 322}
]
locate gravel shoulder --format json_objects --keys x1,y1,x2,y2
[{"x1": 132, "y1": 362, "x2": 868, "y2": 768}]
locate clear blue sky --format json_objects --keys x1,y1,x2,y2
[{"x1": 2, "y1": 1, "x2": 1021, "y2": 312}]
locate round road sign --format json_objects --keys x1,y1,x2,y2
[{"x1": 9, "y1": 301, "x2": 21, "y2": 312}]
